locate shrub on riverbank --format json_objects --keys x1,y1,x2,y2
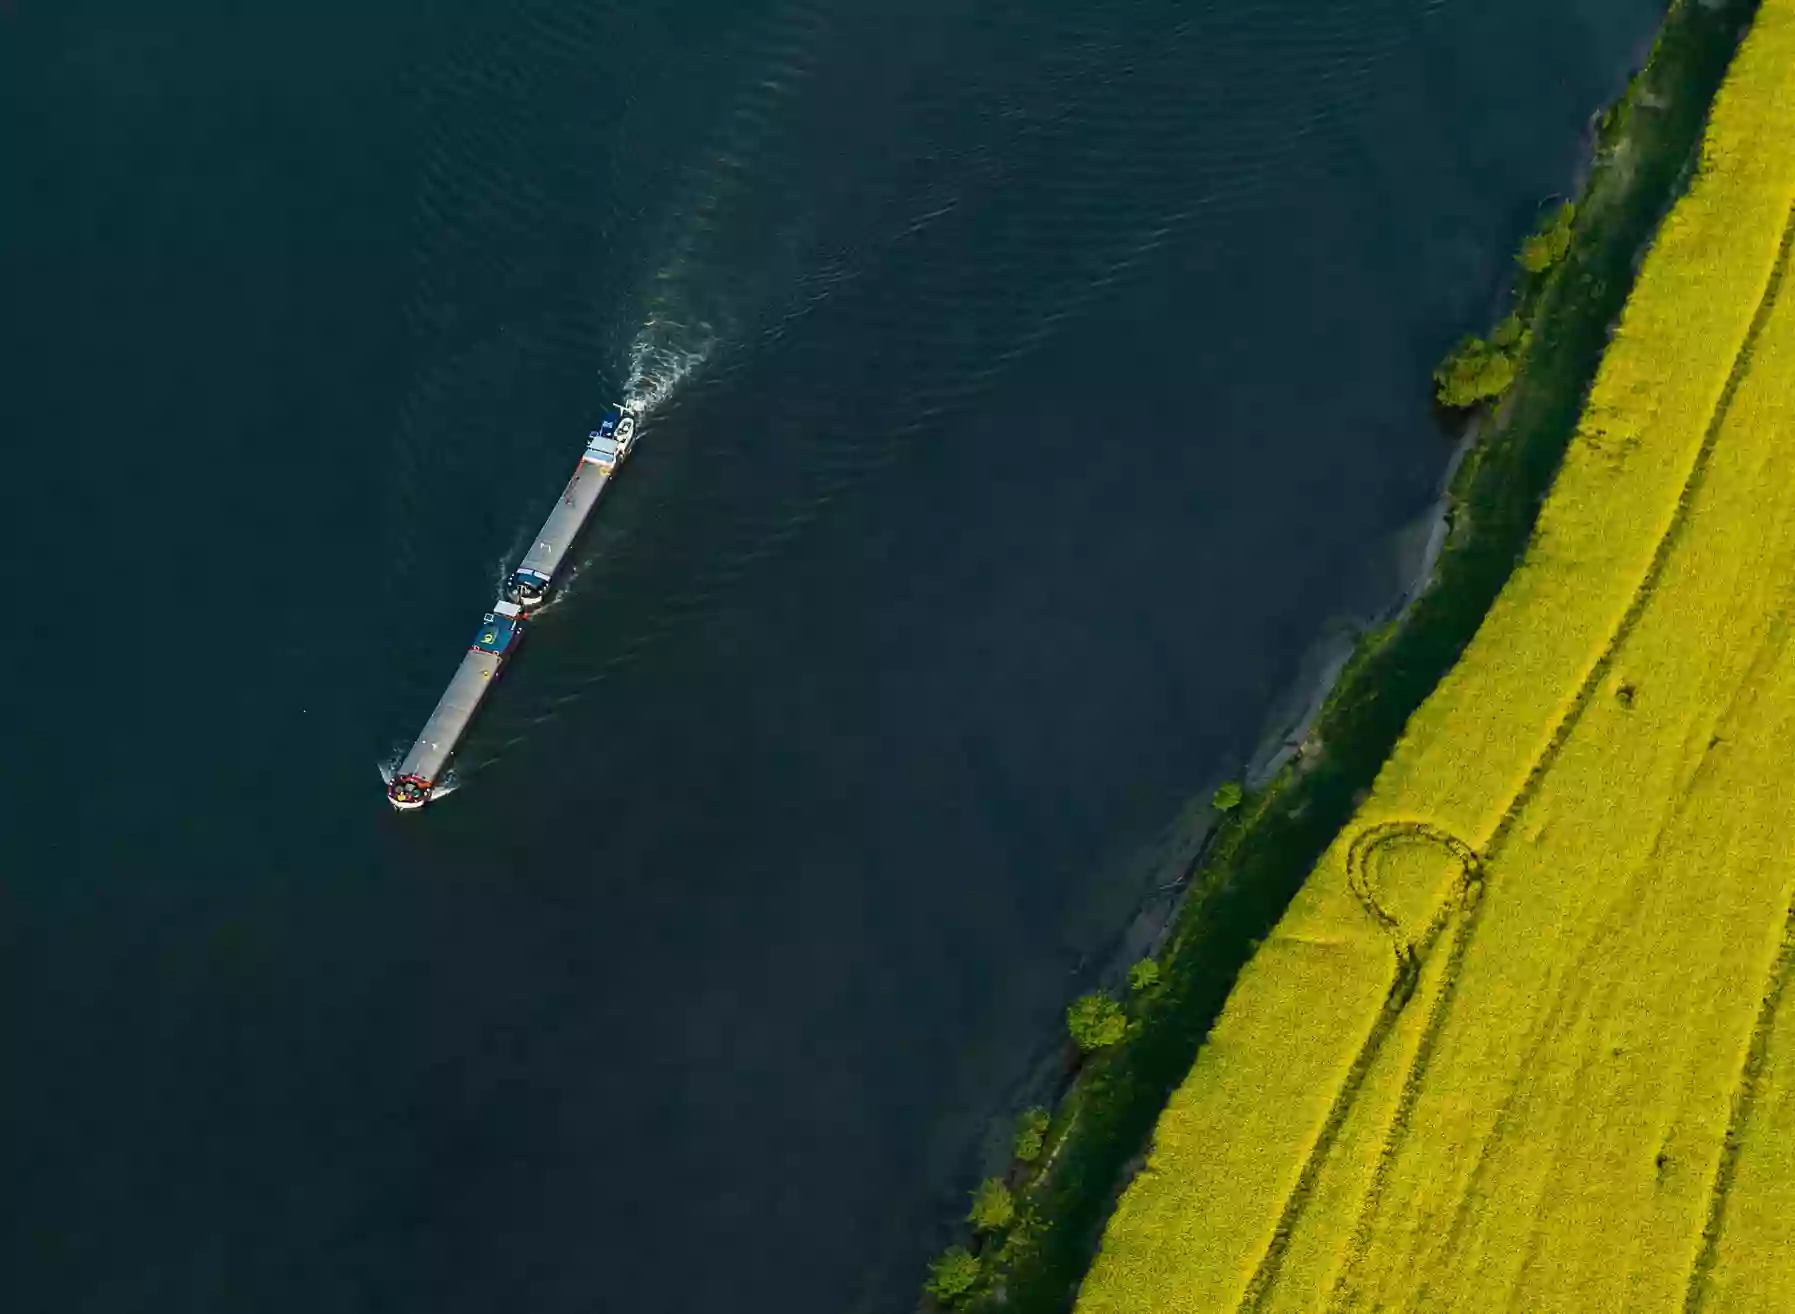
[
  {"x1": 1127, "y1": 959, "x2": 1160, "y2": 995},
  {"x1": 925, "y1": 1247, "x2": 981, "y2": 1305},
  {"x1": 1433, "y1": 333, "x2": 1520, "y2": 408},
  {"x1": 1435, "y1": 213, "x2": 1568, "y2": 411},
  {"x1": 1013, "y1": 1107, "x2": 1052, "y2": 1163},
  {"x1": 1519, "y1": 200, "x2": 1578, "y2": 273},
  {"x1": 969, "y1": 1179, "x2": 1016, "y2": 1233},
  {"x1": 1066, "y1": 993, "x2": 1127, "y2": 1052}
]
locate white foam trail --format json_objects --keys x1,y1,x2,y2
[
  {"x1": 493, "y1": 541, "x2": 529, "y2": 594},
  {"x1": 613, "y1": 0, "x2": 832, "y2": 415},
  {"x1": 623, "y1": 313, "x2": 716, "y2": 411}
]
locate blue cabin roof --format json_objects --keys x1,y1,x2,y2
[{"x1": 471, "y1": 612, "x2": 522, "y2": 655}]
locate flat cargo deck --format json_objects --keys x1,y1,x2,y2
[
  {"x1": 396, "y1": 646, "x2": 503, "y2": 785},
  {"x1": 391, "y1": 406, "x2": 632, "y2": 809},
  {"x1": 516, "y1": 459, "x2": 613, "y2": 582}
]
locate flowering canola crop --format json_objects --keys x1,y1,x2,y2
[{"x1": 1075, "y1": 5, "x2": 1795, "y2": 1310}]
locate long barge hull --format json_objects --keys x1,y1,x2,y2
[
  {"x1": 395, "y1": 647, "x2": 505, "y2": 788},
  {"x1": 388, "y1": 403, "x2": 639, "y2": 811}
]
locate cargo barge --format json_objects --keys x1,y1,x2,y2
[{"x1": 388, "y1": 401, "x2": 641, "y2": 811}]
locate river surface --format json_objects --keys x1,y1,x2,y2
[{"x1": 3, "y1": 0, "x2": 1664, "y2": 1310}]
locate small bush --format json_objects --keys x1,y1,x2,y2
[
  {"x1": 1490, "y1": 312, "x2": 1530, "y2": 351},
  {"x1": 1013, "y1": 1106, "x2": 1051, "y2": 1162},
  {"x1": 925, "y1": 1246, "x2": 981, "y2": 1304},
  {"x1": 1129, "y1": 958, "x2": 1161, "y2": 994},
  {"x1": 1436, "y1": 201, "x2": 1570, "y2": 411},
  {"x1": 969, "y1": 1177, "x2": 1016, "y2": 1232},
  {"x1": 1434, "y1": 335, "x2": 1519, "y2": 410},
  {"x1": 1518, "y1": 201, "x2": 1577, "y2": 274},
  {"x1": 1211, "y1": 781, "x2": 1244, "y2": 812},
  {"x1": 1067, "y1": 992, "x2": 1128, "y2": 1052}
]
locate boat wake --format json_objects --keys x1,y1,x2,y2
[
  {"x1": 613, "y1": 0, "x2": 832, "y2": 415},
  {"x1": 623, "y1": 316, "x2": 714, "y2": 412}
]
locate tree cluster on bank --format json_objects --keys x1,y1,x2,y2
[
  {"x1": 923, "y1": 945, "x2": 1184, "y2": 1304},
  {"x1": 1433, "y1": 202, "x2": 1576, "y2": 411},
  {"x1": 919, "y1": 787, "x2": 1257, "y2": 1306}
]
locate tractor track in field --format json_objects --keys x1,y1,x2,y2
[
  {"x1": 1324, "y1": 859, "x2": 1487, "y2": 1312},
  {"x1": 1406, "y1": 842, "x2": 1656, "y2": 1305},
  {"x1": 1681, "y1": 886, "x2": 1795, "y2": 1313},
  {"x1": 1482, "y1": 192, "x2": 1795, "y2": 864},
  {"x1": 1234, "y1": 822, "x2": 1483, "y2": 1314}
]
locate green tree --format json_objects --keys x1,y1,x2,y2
[
  {"x1": 925, "y1": 1246, "x2": 981, "y2": 1305},
  {"x1": 1129, "y1": 957, "x2": 1161, "y2": 994},
  {"x1": 1013, "y1": 1106, "x2": 1051, "y2": 1162},
  {"x1": 1067, "y1": 991, "x2": 1128, "y2": 1052},
  {"x1": 1433, "y1": 335, "x2": 1518, "y2": 410},
  {"x1": 1518, "y1": 234, "x2": 1556, "y2": 274},
  {"x1": 1518, "y1": 201, "x2": 1577, "y2": 274},
  {"x1": 969, "y1": 1177, "x2": 1015, "y2": 1232},
  {"x1": 1212, "y1": 781, "x2": 1243, "y2": 812},
  {"x1": 1489, "y1": 312, "x2": 1528, "y2": 351}
]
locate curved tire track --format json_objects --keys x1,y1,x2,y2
[{"x1": 1235, "y1": 820, "x2": 1483, "y2": 1314}]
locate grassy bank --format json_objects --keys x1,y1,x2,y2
[{"x1": 929, "y1": 1, "x2": 1764, "y2": 1308}]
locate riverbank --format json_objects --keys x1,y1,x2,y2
[
  {"x1": 925, "y1": 0, "x2": 1765, "y2": 1308},
  {"x1": 1242, "y1": 411, "x2": 1481, "y2": 794}
]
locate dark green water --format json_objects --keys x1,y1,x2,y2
[{"x1": 3, "y1": 0, "x2": 1662, "y2": 1310}]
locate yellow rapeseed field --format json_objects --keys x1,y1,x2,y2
[{"x1": 1074, "y1": 4, "x2": 1795, "y2": 1311}]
